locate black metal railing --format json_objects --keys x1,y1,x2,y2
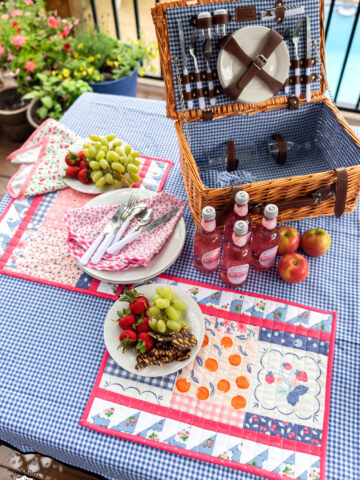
[{"x1": 90, "y1": 0, "x2": 360, "y2": 111}]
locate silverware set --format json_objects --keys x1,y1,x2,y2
[
  {"x1": 178, "y1": 21, "x2": 217, "y2": 110},
  {"x1": 79, "y1": 194, "x2": 179, "y2": 266}
]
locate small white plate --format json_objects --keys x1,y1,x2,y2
[
  {"x1": 76, "y1": 188, "x2": 186, "y2": 284},
  {"x1": 104, "y1": 283, "x2": 204, "y2": 377},
  {"x1": 217, "y1": 26, "x2": 290, "y2": 103}
]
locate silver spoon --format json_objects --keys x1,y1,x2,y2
[
  {"x1": 133, "y1": 208, "x2": 154, "y2": 231},
  {"x1": 110, "y1": 202, "x2": 148, "y2": 248}
]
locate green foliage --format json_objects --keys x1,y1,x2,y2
[
  {"x1": 23, "y1": 73, "x2": 92, "y2": 121},
  {"x1": 0, "y1": 0, "x2": 75, "y2": 93}
]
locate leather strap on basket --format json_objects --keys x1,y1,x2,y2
[
  {"x1": 272, "y1": 133, "x2": 287, "y2": 165},
  {"x1": 219, "y1": 29, "x2": 284, "y2": 100},
  {"x1": 275, "y1": 0, "x2": 285, "y2": 23},
  {"x1": 334, "y1": 167, "x2": 348, "y2": 217},
  {"x1": 216, "y1": 169, "x2": 348, "y2": 224}
]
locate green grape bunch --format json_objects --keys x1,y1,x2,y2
[
  {"x1": 147, "y1": 286, "x2": 188, "y2": 335},
  {"x1": 83, "y1": 133, "x2": 141, "y2": 189}
]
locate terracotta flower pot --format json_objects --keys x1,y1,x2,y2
[
  {"x1": 0, "y1": 87, "x2": 34, "y2": 141},
  {"x1": 26, "y1": 98, "x2": 43, "y2": 129}
]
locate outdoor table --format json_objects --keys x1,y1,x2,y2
[{"x1": 0, "y1": 93, "x2": 359, "y2": 480}]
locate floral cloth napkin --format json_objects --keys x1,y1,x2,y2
[
  {"x1": 64, "y1": 191, "x2": 186, "y2": 271},
  {"x1": 7, "y1": 118, "x2": 80, "y2": 198}
]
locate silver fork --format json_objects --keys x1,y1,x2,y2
[
  {"x1": 202, "y1": 38, "x2": 216, "y2": 107},
  {"x1": 189, "y1": 32, "x2": 205, "y2": 110},
  {"x1": 292, "y1": 18, "x2": 305, "y2": 97},
  {"x1": 88, "y1": 195, "x2": 136, "y2": 265},
  {"x1": 283, "y1": 27, "x2": 291, "y2": 95}
]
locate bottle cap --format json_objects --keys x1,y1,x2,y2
[
  {"x1": 233, "y1": 220, "x2": 248, "y2": 236},
  {"x1": 235, "y1": 191, "x2": 249, "y2": 206},
  {"x1": 264, "y1": 204, "x2": 278, "y2": 219},
  {"x1": 214, "y1": 8, "x2": 228, "y2": 14},
  {"x1": 202, "y1": 206, "x2": 216, "y2": 221}
]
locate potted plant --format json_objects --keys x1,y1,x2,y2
[
  {"x1": 64, "y1": 29, "x2": 157, "y2": 96},
  {"x1": 23, "y1": 72, "x2": 92, "y2": 128},
  {"x1": 0, "y1": 0, "x2": 75, "y2": 140}
]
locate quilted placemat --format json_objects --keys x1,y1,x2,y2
[
  {"x1": 0, "y1": 159, "x2": 173, "y2": 300},
  {"x1": 81, "y1": 274, "x2": 336, "y2": 480}
]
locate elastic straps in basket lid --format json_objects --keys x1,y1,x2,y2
[{"x1": 219, "y1": 28, "x2": 285, "y2": 100}]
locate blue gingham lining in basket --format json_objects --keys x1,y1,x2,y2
[
  {"x1": 185, "y1": 101, "x2": 360, "y2": 187},
  {"x1": 166, "y1": 0, "x2": 321, "y2": 111}
]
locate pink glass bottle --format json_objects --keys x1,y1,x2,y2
[
  {"x1": 221, "y1": 220, "x2": 251, "y2": 287},
  {"x1": 250, "y1": 204, "x2": 280, "y2": 271},
  {"x1": 224, "y1": 191, "x2": 252, "y2": 243},
  {"x1": 193, "y1": 206, "x2": 222, "y2": 274}
]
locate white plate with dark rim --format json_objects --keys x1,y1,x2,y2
[
  {"x1": 217, "y1": 25, "x2": 290, "y2": 103},
  {"x1": 104, "y1": 283, "x2": 204, "y2": 377},
  {"x1": 76, "y1": 188, "x2": 186, "y2": 284}
]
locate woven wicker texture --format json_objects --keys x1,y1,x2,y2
[{"x1": 152, "y1": 0, "x2": 360, "y2": 226}]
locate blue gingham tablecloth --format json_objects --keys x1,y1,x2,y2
[{"x1": 0, "y1": 93, "x2": 359, "y2": 480}]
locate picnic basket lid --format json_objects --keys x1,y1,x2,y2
[{"x1": 152, "y1": 0, "x2": 327, "y2": 122}]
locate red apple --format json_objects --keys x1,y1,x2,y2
[
  {"x1": 277, "y1": 253, "x2": 309, "y2": 283},
  {"x1": 278, "y1": 226, "x2": 300, "y2": 256},
  {"x1": 301, "y1": 228, "x2": 331, "y2": 257}
]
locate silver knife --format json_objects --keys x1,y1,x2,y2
[
  {"x1": 107, "y1": 208, "x2": 180, "y2": 255},
  {"x1": 306, "y1": 16, "x2": 312, "y2": 102},
  {"x1": 177, "y1": 20, "x2": 193, "y2": 110},
  {"x1": 79, "y1": 205, "x2": 125, "y2": 266},
  {"x1": 292, "y1": 18, "x2": 305, "y2": 97}
]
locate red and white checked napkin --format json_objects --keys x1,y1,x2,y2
[{"x1": 64, "y1": 191, "x2": 186, "y2": 271}]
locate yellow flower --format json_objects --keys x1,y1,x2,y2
[
  {"x1": 80, "y1": 65, "x2": 84, "y2": 71},
  {"x1": 117, "y1": 55, "x2": 122, "y2": 61},
  {"x1": 106, "y1": 59, "x2": 114, "y2": 67},
  {"x1": 74, "y1": 52, "x2": 79, "y2": 59},
  {"x1": 139, "y1": 67, "x2": 146, "y2": 77},
  {"x1": 88, "y1": 56, "x2": 94, "y2": 62},
  {"x1": 151, "y1": 52, "x2": 157, "y2": 59},
  {"x1": 62, "y1": 69, "x2": 70, "y2": 78},
  {"x1": 87, "y1": 67, "x2": 94, "y2": 75},
  {"x1": 95, "y1": 75, "x2": 101, "y2": 81},
  {"x1": 58, "y1": 74, "x2": 62, "y2": 79},
  {"x1": 96, "y1": 54, "x2": 101, "y2": 59},
  {"x1": 77, "y1": 43, "x2": 83, "y2": 49}
]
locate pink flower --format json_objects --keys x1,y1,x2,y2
[
  {"x1": 7, "y1": 53, "x2": 14, "y2": 61},
  {"x1": 11, "y1": 21, "x2": 19, "y2": 27},
  {"x1": 61, "y1": 25, "x2": 71, "y2": 39},
  {"x1": 63, "y1": 43, "x2": 70, "y2": 51},
  {"x1": 0, "y1": 45, "x2": 5, "y2": 56},
  {"x1": 48, "y1": 16, "x2": 60, "y2": 29},
  {"x1": 12, "y1": 34, "x2": 26, "y2": 47},
  {"x1": 11, "y1": 9, "x2": 23, "y2": 17},
  {"x1": 23, "y1": 0, "x2": 33, "y2": 4},
  {"x1": 2, "y1": 13, "x2": 10, "y2": 19},
  {"x1": 24, "y1": 60, "x2": 35, "y2": 72}
]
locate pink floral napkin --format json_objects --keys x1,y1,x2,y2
[{"x1": 64, "y1": 191, "x2": 186, "y2": 271}]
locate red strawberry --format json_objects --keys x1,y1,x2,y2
[
  {"x1": 115, "y1": 308, "x2": 136, "y2": 330},
  {"x1": 282, "y1": 362, "x2": 292, "y2": 370},
  {"x1": 119, "y1": 289, "x2": 150, "y2": 315},
  {"x1": 65, "y1": 165, "x2": 81, "y2": 178},
  {"x1": 295, "y1": 370, "x2": 308, "y2": 382},
  {"x1": 77, "y1": 168, "x2": 92, "y2": 184},
  {"x1": 133, "y1": 316, "x2": 150, "y2": 333},
  {"x1": 78, "y1": 151, "x2": 86, "y2": 161},
  {"x1": 65, "y1": 151, "x2": 81, "y2": 166},
  {"x1": 118, "y1": 330, "x2": 137, "y2": 352},
  {"x1": 79, "y1": 160, "x2": 88, "y2": 169},
  {"x1": 136, "y1": 332, "x2": 153, "y2": 353},
  {"x1": 265, "y1": 372, "x2": 275, "y2": 384}
]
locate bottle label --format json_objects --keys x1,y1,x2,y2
[
  {"x1": 259, "y1": 246, "x2": 278, "y2": 267},
  {"x1": 201, "y1": 219, "x2": 216, "y2": 232},
  {"x1": 232, "y1": 234, "x2": 247, "y2": 247},
  {"x1": 227, "y1": 264, "x2": 249, "y2": 284},
  {"x1": 202, "y1": 248, "x2": 220, "y2": 269},
  {"x1": 234, "y1": 205, "x2": 248, "y2": 216},
  {"x1": 262, "y1": 217, "x2": 277, "y2": 230}
]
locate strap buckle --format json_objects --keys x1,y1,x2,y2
[{"x1": 253, "y1": 54, "x2": 268, "y2": 70}]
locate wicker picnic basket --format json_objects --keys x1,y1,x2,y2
[{"x1": 152, "y1": 0, "x2": 360, "y2": 226}]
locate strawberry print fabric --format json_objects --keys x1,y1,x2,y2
[
  {"x1": 81, "y1": 274, "x2": 336, "y2": 480},
  {"x1": 7, "y1": 119, "x2": 80, "y2": 198},
  {"x1": 64, "y1": 191, "x2": 186, "y2": 271}
]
